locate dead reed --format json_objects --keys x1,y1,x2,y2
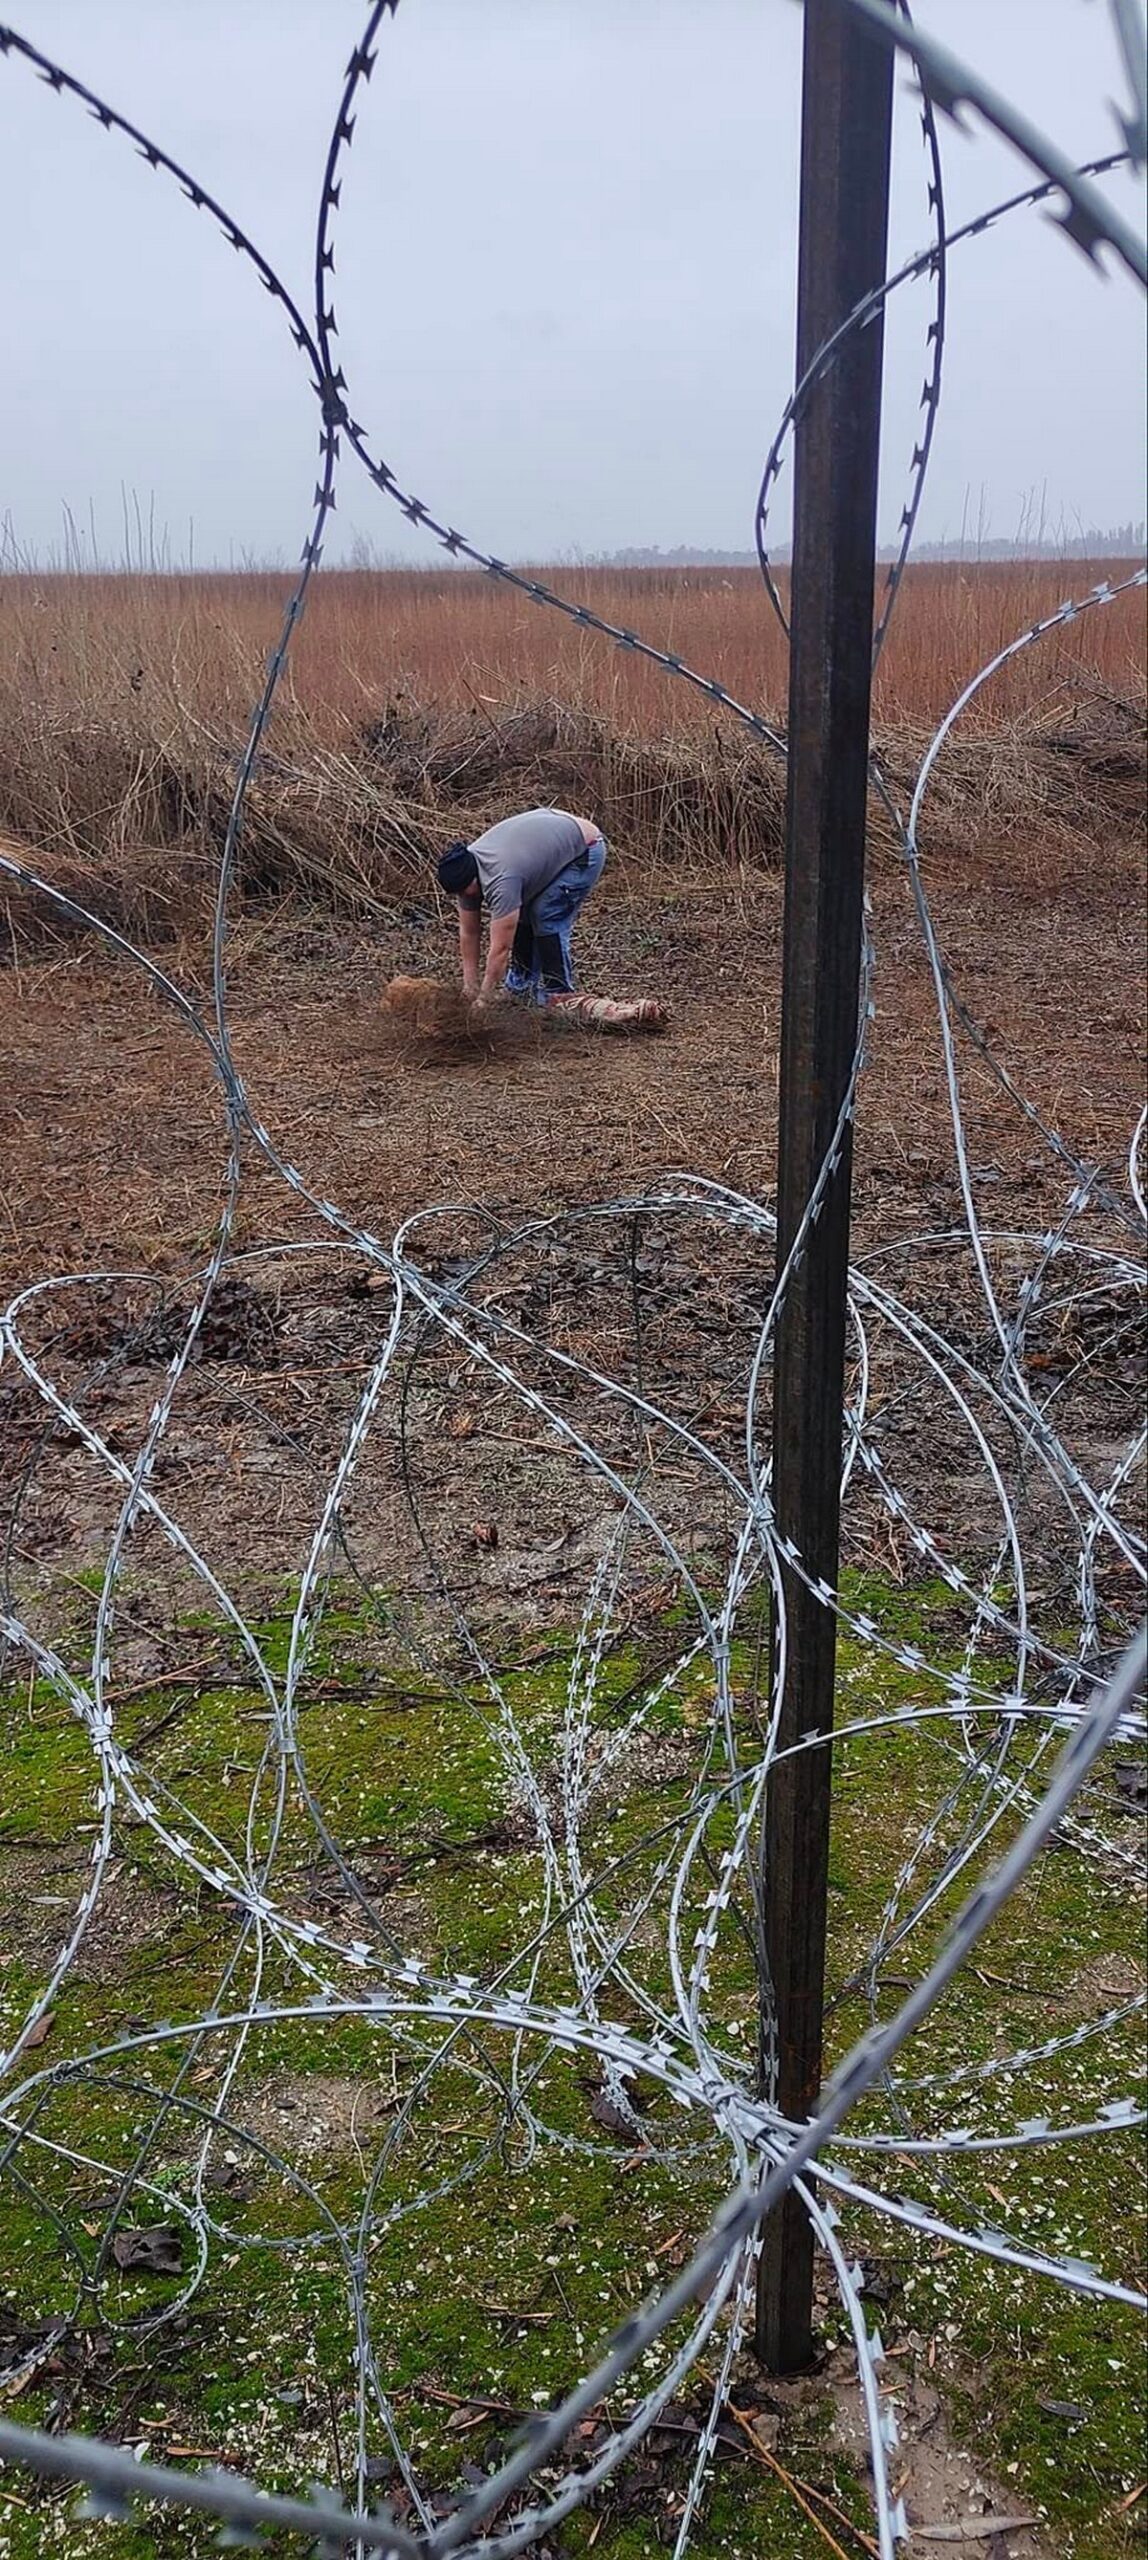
[{"x1": 1, "y1": 562, "x2": 1143, "y2": 952}]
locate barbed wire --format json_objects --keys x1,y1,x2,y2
[
  {"x1": 0, "y1": 4, "x2": 1144, "y2": 2557},
  {"x1": 754, "y1": 147, "x2": 1132, "y2": 646}
]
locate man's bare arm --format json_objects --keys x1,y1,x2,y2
[
  {"x1": 481, "y1": 910, "x2": 519, "y2": 997},
  {"x1": 457, "y1": 895, "x2": 483, "y2": 994}
]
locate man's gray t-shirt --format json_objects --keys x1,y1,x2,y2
[{"x1": 469, "y1": 809, "x2": 586, "y2": 919}]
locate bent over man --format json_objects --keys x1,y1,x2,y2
[{"x1": 436, "y1": 807, "x2": 605, "y2": 1007}]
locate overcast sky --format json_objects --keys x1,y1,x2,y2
[{"x1": 1, "y1": 0, "x2": 1144, "y2": 567}]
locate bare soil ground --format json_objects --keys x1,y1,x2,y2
[
  {"x1": 3, "y1": 840, "x2": 1142, "y2": 1276},
  {"x1": 2, "y1": 837, "x2": 1143, "y2": 1600}
]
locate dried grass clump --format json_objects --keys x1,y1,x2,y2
[{"x1": 364, "y1": 695, "x2": 788, "y2": 876}]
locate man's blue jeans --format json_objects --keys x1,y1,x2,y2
[{"x1": 505, "y1": 835, "x2": 607, "y2": 1001}]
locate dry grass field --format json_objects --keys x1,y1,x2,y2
[
  {"x1": 4, "y1": 558, "x2": 1143, "y2": 739},
  {"x1": 0, "y1": 560, "x2": 1143, "y2": 948}
]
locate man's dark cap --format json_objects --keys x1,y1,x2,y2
[{"x1": 437, "y1": 841, "x2": 479, "y2": 895}]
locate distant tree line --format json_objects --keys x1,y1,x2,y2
[{"x1": 590, "y1": 526, "x2": 1145, "y2": 568}]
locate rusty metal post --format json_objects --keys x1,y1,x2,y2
[{"x1": 755, "y1": 0, "x2": 895, "y2": 2374}]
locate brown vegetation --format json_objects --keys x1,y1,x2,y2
[{"x1": 0, "y1": 561, "x2": 1143, "y2": 951}]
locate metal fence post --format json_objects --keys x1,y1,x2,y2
[{"x1": 755, "y1": 0, "x2": 895, "y2": 2374}]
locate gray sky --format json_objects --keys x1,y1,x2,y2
[{"x1": 2, "y1": 0, "x2": 1145, "y2": 566}]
